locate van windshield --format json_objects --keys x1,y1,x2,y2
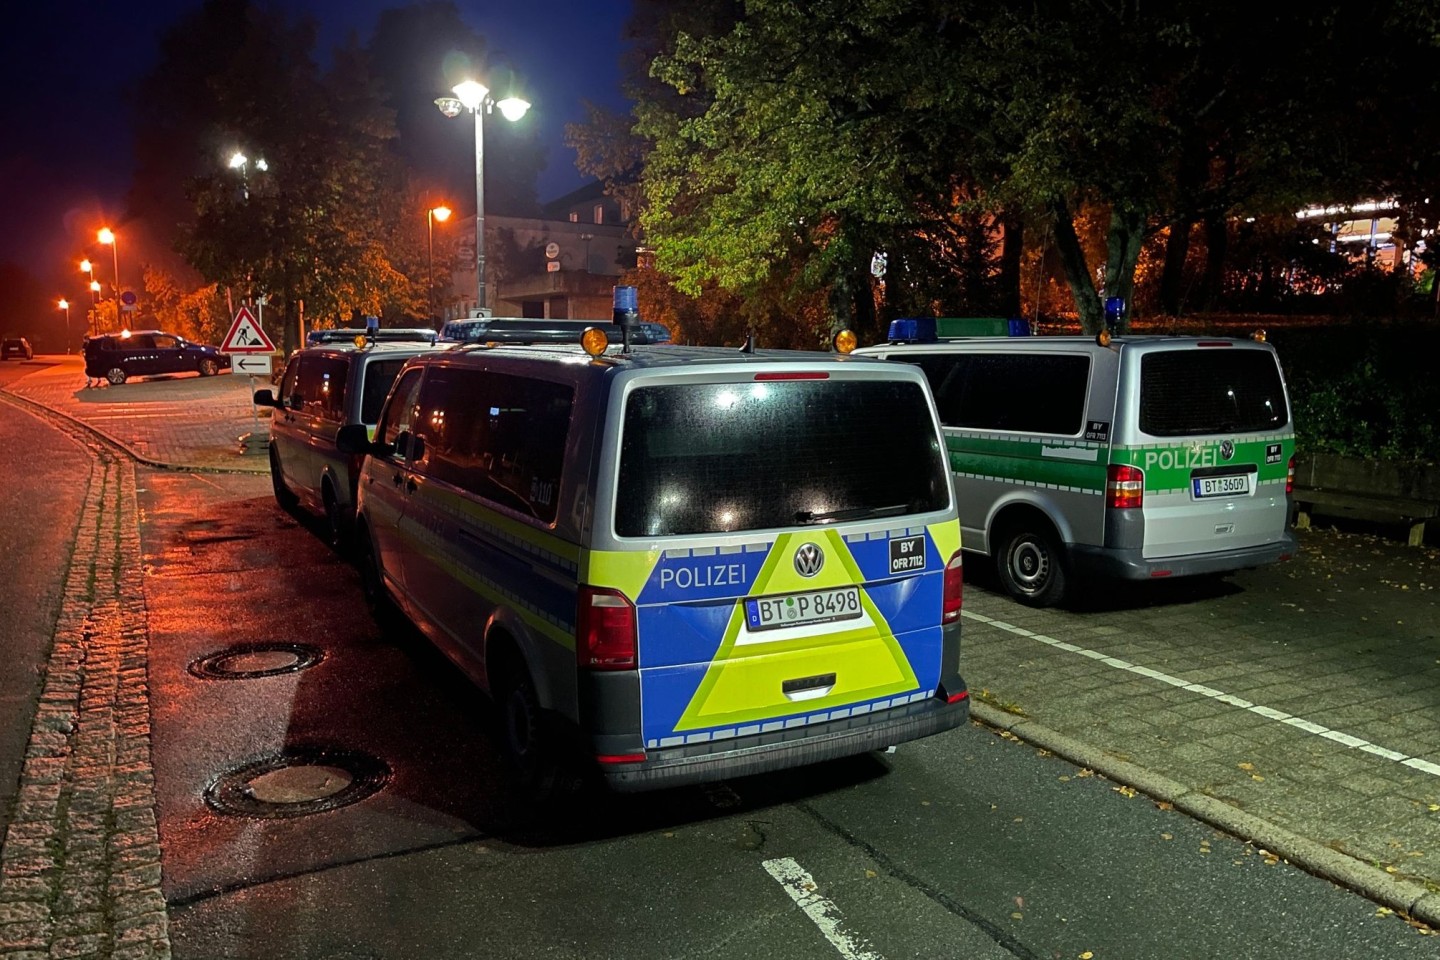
[
  {"x1": 1139, "y1": 349, "x2": 1289, "y2": 436},
  {"x1": 615, "y1": 379, "x2": 950, "y2": 537}
]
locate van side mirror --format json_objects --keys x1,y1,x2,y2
[
  {"x1": 253, "y1": 388, "x2": 278, "y2": 407},
  {"x1": 335, "y1": 423, "x2": 390, "y2": 457}
]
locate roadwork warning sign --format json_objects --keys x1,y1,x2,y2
[{"x1": 221, "y1": 307, "x2": 276, "y2": 353}]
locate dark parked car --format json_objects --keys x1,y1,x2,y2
[
  {"x1": 2, "y1": 337, "x2": 33, "y2": 360},
  {"x1": 83, "y1": 330, "x2": 231, "y2": 385}
]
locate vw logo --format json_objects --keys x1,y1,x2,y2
[
  {"x1": 1219, "y1": 440, "x2": 1235, "y2": 461},
  {"x1": 794, "y1": 542, "x2": 825, "y2": 578}
]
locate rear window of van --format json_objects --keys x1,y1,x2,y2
[
  {"x1": 1140, "y1": 349, "x2": 1289, "y2": 436},
  {"x1": 615, "y1": 379, "x2": 950, "y2": 537}
]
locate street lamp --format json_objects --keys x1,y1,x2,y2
[
  {"x1": 97, "y1": 228, "x2": 120, "y2": 306},
  {"x1": 427, "y1": 205, "x2": 452, "y2": 324},
  {"x1": 435, "y1": 79, "x2": 530, "y2": 316},
  {"x1": 57, "y1": 299, "x2": 70, "y2": 353},
  {"x1": 227, "y1": 151, "x2": 269, "y2": 199}
]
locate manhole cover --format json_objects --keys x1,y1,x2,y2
[
  {"x1": 205, "y1": 747, "x2": 390, "y2": 819},
  {"x1": 189, "y1": 643, "x2": 324, "y2": 680}
]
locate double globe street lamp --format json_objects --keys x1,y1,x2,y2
[{"x1": 434, "y1": 79, "x2": 529, "y2": 316}]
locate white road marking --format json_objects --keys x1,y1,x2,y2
[
  {"x1": 762, "y1": 858, "x2": 884, "y2": 960},
  {"x1": 963, "y1": 609, "x2": 1440, "y2": 779}
]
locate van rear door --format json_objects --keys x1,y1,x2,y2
[
  {"x1": 605, "y1": 371, "x2": 959, "y2": 749},
  {"x1": 1119, "y1": 342, "x2": 1293, "y2": 559}
]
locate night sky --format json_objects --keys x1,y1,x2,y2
[{"x1": 0, "y1": 0, "x2": 634, "y2": 300}]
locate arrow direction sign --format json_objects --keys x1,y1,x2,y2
[
  {"x1": 221, "y1": 306, "x2": 277, "y2": 353},
  {"x1": 233, "y1": 354, "x2": 273, "y2": 377}
]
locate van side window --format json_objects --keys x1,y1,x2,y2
[
  {"x1": 379, "y1": 367, "x2": 425, "y2": 458},
  {"x1": 299, "y1": 356, "x2": 349, "y2": 421},
  {"x1": 416, "y1": 369, "x2": 573, "y2": 522},
  {"x1": 279, "y1": 356, "x2": 302, "y2": 405},
  {"x1": 359, "y1": 358, "x2": 409, "y2": 425},
  {"x1": 911, "y1": 353, "x2": 1089, "y2": 436}
]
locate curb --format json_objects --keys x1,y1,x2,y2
[
  {"x1": 0, "y1": 385, "x2": 269, "y2": 476},
  {"x1": 970, "y1": 701, "x2": 1440, "y2": 927}
]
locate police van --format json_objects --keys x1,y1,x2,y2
[
  {"x1": 849, "y1": 319, "x2": 1297, "y2": 607},
  {"x1": 338, "y1": 328, "x2": 969, "y2": 793}
]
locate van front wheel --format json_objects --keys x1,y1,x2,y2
[{"x1": 996, "y1": 527, "x2": 1067, "y2": 607}]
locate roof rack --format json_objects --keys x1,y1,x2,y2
[{"x1": 438, "y1": 317, "x2": 652, "y2": 346}]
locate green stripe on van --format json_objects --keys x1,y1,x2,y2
[{"x1": 946, "y1": 435, "x2": 1104, "y2": 492}]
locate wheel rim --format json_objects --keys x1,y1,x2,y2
[
  {"x1": 106, "y1": 368, "x2": 125, "y2": 384},
  {"x1": 202, "y1": 360, "x2": 218, "y2": 376},
  {"x1": 1008, "y1": 536, "x2": 1051, "y2": 594}
]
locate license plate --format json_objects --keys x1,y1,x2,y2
[
  {"x1": 1192, "y1": 474, "x2": 1252, "y2": 499},
  {"x1": 745, "y1": 586, "x2": 862, "y2": 632}
]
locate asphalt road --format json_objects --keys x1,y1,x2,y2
[{"x1": 131, "y1": 469, "x2": 1438, "y2": 960}]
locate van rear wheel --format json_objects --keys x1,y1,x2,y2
[
  {"x1": 496, "y1": 662, "x2": 562, "y2": 801},
  {"x1": 996, "y1": 527, "x2": 1067, "y2": 607},
  {"x1": 106, "y1": 367, "x2": 127, "y2": 385}
]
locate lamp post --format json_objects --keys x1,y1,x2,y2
[
  {"x1": 435, "y1": 80, "x2": 530, "y2": 317},
  {"x1": 97, "y1": 228, "x2": 120, "y2": 310},
  {"x1": 57, "y1": 299, "x2": 70, "y2": 353},
  {"x1": 80, "y1": 261, "x2": 99, "y2": 334},
  {"x1": 228, "y1": 151, "x2": 268, "y2": 200},
  {"x1": 427, "y1": 205, "x2": 452, "y2": 324}
]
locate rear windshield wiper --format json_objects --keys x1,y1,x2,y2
[{"x1": 795, "y1": 503, "x2": 910, "y2": 525}]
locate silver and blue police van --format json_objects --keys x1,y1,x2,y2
[{"x1": 339, "y1": 325, "x2": 969, "y2": 793}]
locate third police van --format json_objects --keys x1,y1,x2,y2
[{"x1": 849, "y1": 318, "x2": 1297, "y2": 607}]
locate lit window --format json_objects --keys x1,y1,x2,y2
[
  {"x1": 569, "y1": 212, "x2": 578, "y2": 223},
  {"x1": 593, "y1": 204, "x2": 604, "y2": 225}
]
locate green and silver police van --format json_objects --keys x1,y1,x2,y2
[
  {"x1": 339, "y1": 326, "x2": 969, "y2": 793},
  {"x1": 850, "y1": 319, "x2": 1297, "y2": 607}
]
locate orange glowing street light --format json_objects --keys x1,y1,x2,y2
[
  {"x1": 57, "y1": 299, "x2": 71, "y2": 353},
  {"x1": 427, "y1": 205, "x2": 453, "y2": 324},
  {"x1": 97, "y1": 228, "x2": 120, "y2": 302}
]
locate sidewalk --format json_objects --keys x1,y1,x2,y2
[
  {"x1": 4, "y1": 353, "x2": 1440, "y2": 937},
  {"x1": 4, "y1": 356, "x2": 269, "y2": 474}
]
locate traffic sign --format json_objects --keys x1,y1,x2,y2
[
  {"x1": 232, "y1": 354, "x2": 273, "y2": 377},
  {"x1": 120, "y1": 290, "x2": 137, "y2": 305},
  {"x1": 221, "y1": 306, "x2": 276, "y2": 353}
]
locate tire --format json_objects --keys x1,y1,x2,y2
[
  {"x1": 199, "y1": 358, "x2": 219, "y2": 376},
  {"x1": 356, "y1": 525, "x2": 403, "y2": 632},
  {"x1": 105, "y1": 367, "x2": 127, "y2": 385},
  {"x1": 269, "y1": 447, "x2": 299, "y2": 512},
  {"x1": 995, "y1": 525, "x2": 1068, "y2": 607},
  {"x1": 495, "y1": 659, "x2": 563, "y2": 801},
  {"x1": 322, "y1": 482, "x2": 349, "y2": 551}
]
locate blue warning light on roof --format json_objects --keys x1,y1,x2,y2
[{"x1": 886, "y1": 316, "x2": 1032, "y2": 343}]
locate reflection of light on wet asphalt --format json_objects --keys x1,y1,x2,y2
[{"x1": 962, "y1": 609, "x2": 1440, "y2": 778}]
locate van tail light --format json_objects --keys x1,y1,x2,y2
[
  {"x1": 1106, "y1": 464, "x2": 1144, "y2": 509},
  {"x1": 1286, "y1": 455, "x2": 1295, "y2": 494},
  {"x1": 577, "y1": 586, "x2": 637, "y2": 671},
  {"x1": 942, "y1": 551, "x2": 964, "y2": 623}
]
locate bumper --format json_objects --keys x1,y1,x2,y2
[
  {"x1": 599, "y1": 691, "x2": 970, "y2": 793},
  {"x1": 1069, "y1": 531, "x2": 1299, "y2": 581}
]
